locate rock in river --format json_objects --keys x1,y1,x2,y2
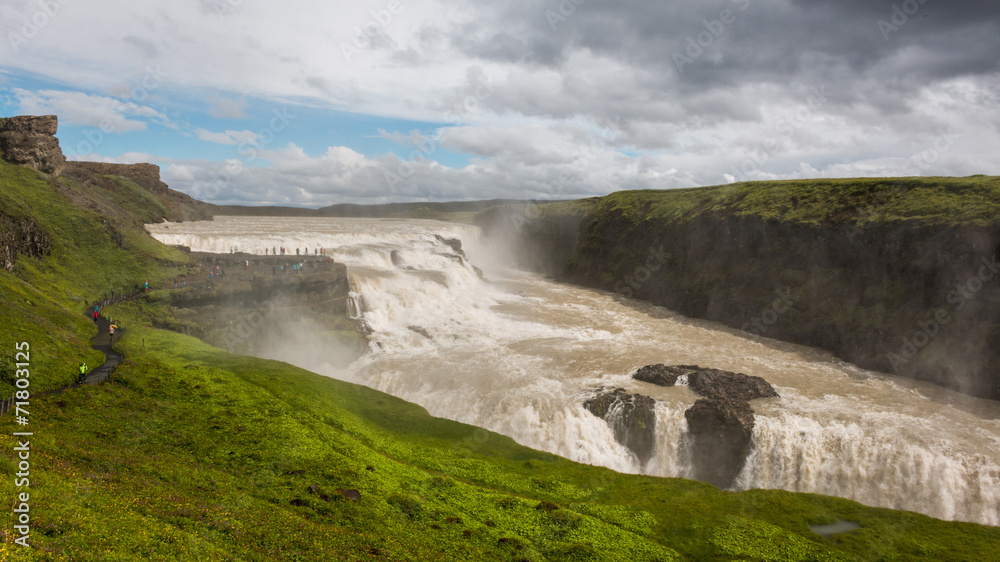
[
  {"x1": 684, "y1": 398, "x2": 756, "y2": 488},
  {"x1": 583, "y1": 388, "x2": 657, "y2": 465},
  {"x1": 632, "y1": 364, "x2": 778, "y2": 488}
]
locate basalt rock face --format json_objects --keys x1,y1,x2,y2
[
  {"x1": 633, "y1": 364, "x2": 699, "y2": 387},
  {"x1": 167, "y1": 253, "x2": 363, "y2": 365},
  {"x1": 1, "y1": 212, "x2": 52, "y2": 272},
  {"x1": 70, "y1": 162, "x2": 168, "y2": 194},
  {"x1": 634, "y1": 364, "x2": 780, "y2": 402},
  {"x1": 687, "y1": 370, "x2": 780, "y2": 402},
  {"x1": 510, "y1": 192, "x2": 1000, "y2": 400},
  {"x1": 632, "y1": 364, "x2": 778, "y2": 488},
  {"x1": 61, "y1": 162, "x2": 213, "y2": 222},
  {"x1": 684, "y1": 399, "x2": 755, "y2": 489},
  {"x1": 0, "y1": 115, "x2": 67, "y2": 177},
  {"x1": 583, "y1": 388, "x2": 657, "y2": 465}
]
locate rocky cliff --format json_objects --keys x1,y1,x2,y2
[
  {"x1": 490, "y1": 177, "x2": 1000, "y2": 400},
  {"x1": 71, "y1": 162, "x2": 168, "y2": 194},
  {"x1": 1, "y1": 212, "x2": 51, "y2": 272},
  {"x1": 0, "y1": 115, "x2": 67, "y2": 176},
  {"x1": 166, "y1": 252, "x2": 363, "y2": 365},
  {"x1": 0, "y1": 115, "x2": 212, "y2": 222}
]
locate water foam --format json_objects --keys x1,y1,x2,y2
[{"x1": 147, "y1": 216, "x2": 1000, "y2": 526}]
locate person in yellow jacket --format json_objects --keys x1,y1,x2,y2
[{"x1": 78, "y1": 362, "x2": 87, "y2": 384}]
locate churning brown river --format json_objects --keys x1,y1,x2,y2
[{"x1": 149, "y1": 216, "x2": 1000, "y2": 526}]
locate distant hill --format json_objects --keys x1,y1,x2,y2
[{"x1": 213, "y1": 199, "x2": 563, "y2": 221}]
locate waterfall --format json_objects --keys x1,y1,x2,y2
[{"x1": 147, "y1": 216, "x2": 1000, "y2": 526}]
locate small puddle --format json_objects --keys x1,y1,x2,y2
[{"x1": 809, "y1": 519, "x2": 861, "y2": 538}]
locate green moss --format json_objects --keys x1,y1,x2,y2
[
  {"x1": 710, "y1": 518, "x2": 855, "y2": 561},
  {"x1": 566, "y1": 176, "x2": 1000, "y2": 228}
]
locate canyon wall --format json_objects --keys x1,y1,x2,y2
[
  {"x1": 484, "y1": 179, "x2": 1000, "y2": 400},
  {"x1": 71, "y1": 162, "x2": 168, "y2": 195}
]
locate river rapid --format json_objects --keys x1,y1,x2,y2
[{"x1": 147, "y1": 216, "x2": 1000, "y2": 526}]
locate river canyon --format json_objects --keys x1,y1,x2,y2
[{"x1": 148, "y1": 215, "x2": 1000, "y2": 527}]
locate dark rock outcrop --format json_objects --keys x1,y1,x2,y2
[
  {"x1": 1, "y1": 213, "x2": 52, "y2": 272},
  {"x1": 0, "y1": 115, "x2": 67, "y2": 176},
  {"x1": 684, "y1": 399, "x2": 755, "y2": 489},
  {"x1": 165, "y1": 253, "x2": 364, "y2": 365},
  {"x1": 335, "y1": 488, "x2": 361, "y2": 501},
  {"x1": 434, "y1": 234, "x2": 466, "y2": 258},
  {"x1": 633, "y1": 364, "x2": 779, "y2": 402},
  {"x1": 633, "y1": 364, "x2": 699, "y2": 387},
  {"x1": 631, "y1": 364, "x2": 778, "y2": 488},
  {"x1": 70, "y1": 162, "x2": 168, "y2": 194},
  {"x1": 583, "y1": 388, "x2": 657, "y2": 464},
  {"x1": 688, "y1": 369, "x2": 779, "y2": 402}
]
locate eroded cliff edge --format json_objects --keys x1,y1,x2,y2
[{"x1": 479, "y1": 178, "x2": 1000, "y2": 400}]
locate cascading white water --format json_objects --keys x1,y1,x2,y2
[{"x1": 147, "y1": 216, "x2": 1000, "y2": 526}]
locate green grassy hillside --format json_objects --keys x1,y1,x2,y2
[
  {"x1": 3, "y1": 161, "x2": 999, "y2": 560},
  {"x1": 587, "y1": 176, "x2": 1000, "y2": 227}
]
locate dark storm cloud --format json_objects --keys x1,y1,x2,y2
[{"x1": 432, "y1": 0, "x2": 1000, "y2": 123}]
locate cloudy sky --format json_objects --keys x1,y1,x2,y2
[{"x1": 1, "y1": 0, "x2": 998, "y2": 206}]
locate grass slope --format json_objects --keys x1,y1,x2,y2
[
  {"x1": 2, "y1": 162, "x2": 998, "y2": 560},
  {"x1": 584, "y1": 176, "x2": 1000, "y2": 227}
]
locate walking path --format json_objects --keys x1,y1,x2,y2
[
  {"x1": 79, "y1": 314, "x2": 124, "y2": 385},
  {"x1": 77, "y1": 291, "x2": 142, "y2": 386},
  {"x1": 0, "y1": 301, "x2": 131, "y2": 412}
]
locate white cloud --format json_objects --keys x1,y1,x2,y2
[
  {"x1": 1, "y1": 1, "x2": 997, "y2": 205},
  {"x1": 208, "y1": 98, "x2": 248, "y2": 119},
  {"x1": 12, "y1": 89, "x2": 171, "y2": 133},
  {"x1": 194, "y1": 128, "x2": 260, "y2": 145}
]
